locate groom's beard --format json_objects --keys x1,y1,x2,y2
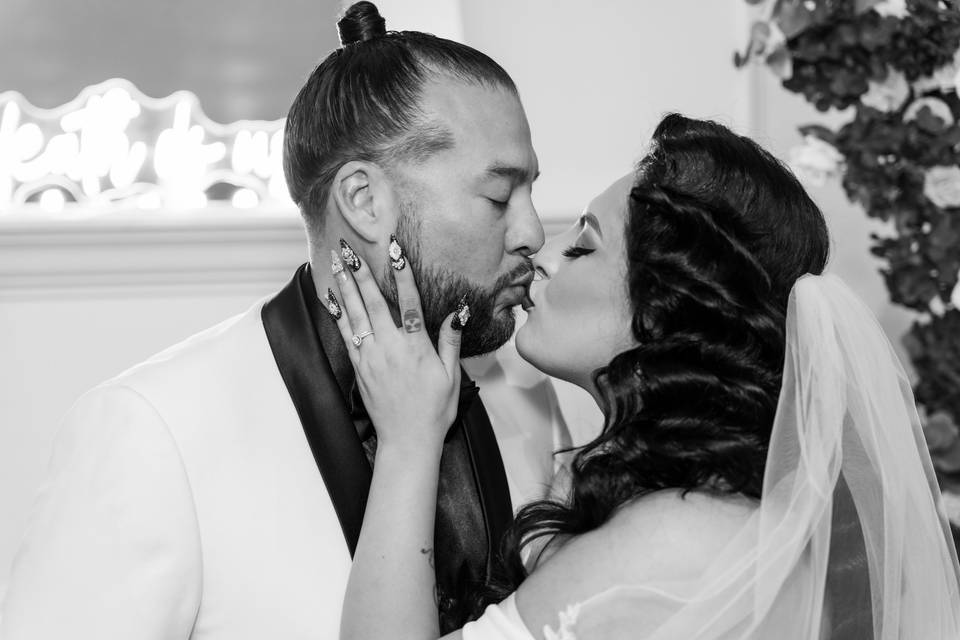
[{"x1": 380, "y1": 210, "x2": 530, "y2": 358}]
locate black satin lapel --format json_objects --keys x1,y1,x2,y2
[
  {"x1": 261, "y1": 264, "x2": 371, "y2": 555},
  {"x1": 458, "y1": 374, "x2": 513, "y2": 574}
]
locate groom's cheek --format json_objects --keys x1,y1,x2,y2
[
  {"x1": 427, "y1": 204, "x2": 510, "y2": 283},
  {"x1": 446, "y1": 238, "x2": 508, "y2": 288}
]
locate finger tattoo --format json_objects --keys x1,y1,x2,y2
[{"x1": 403, "y1": 309, "x2": 423, "y2": 333}]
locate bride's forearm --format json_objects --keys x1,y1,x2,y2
[{"x1": 340, "y1": 437, "x2": 444, "y2": 640}]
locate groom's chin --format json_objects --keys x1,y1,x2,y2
[{"x1": 459, "y1": 307, "x2": 516, "y2": 358}]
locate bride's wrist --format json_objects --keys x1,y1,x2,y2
[{"x1": 375, "y1": 431, "x2": 445, "y2": 461}]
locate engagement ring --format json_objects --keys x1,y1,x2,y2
[{"x1": 351, "y1": 330, "x2": 374, "y2": 347}]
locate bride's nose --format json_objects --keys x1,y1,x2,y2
[{"x1": 532, "y1": 233, "x2": 565, "y2": 281}]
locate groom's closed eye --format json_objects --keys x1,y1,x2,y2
[
  {"x1": 485, "y1": 188, "x2": 512, "y2": 209},
  {"x1": 478, "y1": 163, "x2": 539, "y2": 207}
]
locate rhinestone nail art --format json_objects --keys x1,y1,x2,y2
[
  {"x1": 451, "y1": 295, "x2": 470, "y2": 331},
  {"x1": 331, "y1": 249, "x2": 344, "y2": 276},
  {"x1": 388, "y1": 234, "x2": 406, "y2": 270},
  {"x1": 323, "y1": 288, "x2": 342, "y2": 319},
  {"x1": 340, "y1": 238, "x2": 361, "y2": 271}
]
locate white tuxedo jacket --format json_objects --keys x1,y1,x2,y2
[{"x1": 0, "y1": 294, "x2": 567, "y2": 640}]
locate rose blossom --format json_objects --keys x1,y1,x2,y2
[
  {"x1": 923, "y1": 165, "x2": 960, "y2": 209},
  {"x1": 788, "y1": 136, "x2": 844, "y2": 187},
  {"x1": 861, "y1": 68, "x2": 910, "y2": 113},
  {"x1": 873, "y1": 0, "x2": 909, "y2": 19},
  {"x1": 904, "y1": 97, "x2": 956, "y2": 127}
]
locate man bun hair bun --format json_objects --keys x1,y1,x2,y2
[{"x1": 337, "y1": 1, "x2": 387, "y2": 46}]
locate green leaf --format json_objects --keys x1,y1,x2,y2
[{"x1": 797, "y1": 124, "x2": 839, "y2": 145}]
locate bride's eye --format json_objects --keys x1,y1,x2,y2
[{"x1": 562, "y1": 245, "x2": 595, "y2": 259}]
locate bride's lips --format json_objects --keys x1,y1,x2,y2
[
  {"x1": 502, "y1": 270, "x2": 535, "y2": 307},
  {"x1": 521, "y1": 274, "x2": 540, "y2": 312}
]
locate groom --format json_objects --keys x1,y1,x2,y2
[{"x1": 0, "y1": 4, "x2": 566, "y2": 639}]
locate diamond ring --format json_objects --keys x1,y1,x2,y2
[{"x1": 351, "y1": 330, "x2": 375, "y2": 347}]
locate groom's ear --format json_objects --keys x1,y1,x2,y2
[{"x1": 331, "y1": 161, "x2": 395, "y2": 243}]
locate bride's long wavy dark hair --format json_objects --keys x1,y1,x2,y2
[{"x1": 468, "y1": 113, "x2": 834, "y2": 615}]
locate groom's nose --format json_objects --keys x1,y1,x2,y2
[{"x1": 504, "y1": 198, "x2": 544, "y2": 257}]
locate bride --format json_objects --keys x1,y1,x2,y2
[{"x1": 327, "y1": 113, "x2": 960, "y2": 639}]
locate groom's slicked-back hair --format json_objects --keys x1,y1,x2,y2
[{"x1": 283, "y1": 1, "x2": 518, "y2": 235}]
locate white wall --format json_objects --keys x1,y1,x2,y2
[{"x1": 461, "y1": 0, "x2": 755, "y2": 217}]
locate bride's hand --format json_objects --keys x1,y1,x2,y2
[{"x1": 328, "y1": 237, "x2": 466, "y2": 453}]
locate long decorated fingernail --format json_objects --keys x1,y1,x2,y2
[
  {"x1": 340, "y1": 238, "x2": 361, "y2": 272},
  {"x1": 451, "y1": 295, "x2": 470, "y2": 331},
  {"x1": 331, "y1": 249, "x2": 345, "y2": 277},
  {"x1": 323, "y1": 288, "x2": 342, "y2": 319},
  {"x1": 388, "y1": 234, "x2": 406, "y2": 270}
]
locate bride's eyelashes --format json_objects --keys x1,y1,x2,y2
[{"x1": 562, "y1": 245, "x2": 595, "y2": 259}]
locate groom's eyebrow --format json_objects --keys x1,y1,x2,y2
[
  {"x1": 484, "y1": 163, "x2": 540, "y2": 185},
  {"x1": 581, "y1": 212, "x2": 602, "y2": 237}
]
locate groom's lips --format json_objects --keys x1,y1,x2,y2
[{"x1": 504, "y1": 271, "x2": 535, "y2": 306}]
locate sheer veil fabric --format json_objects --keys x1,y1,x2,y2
[{"x1": 466, "y1": 274, "x2": 960, "y2": 639}]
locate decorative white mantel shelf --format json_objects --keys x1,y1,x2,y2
[{"x1": 0, "y1": 206, "x2": 308, "y2": 299}]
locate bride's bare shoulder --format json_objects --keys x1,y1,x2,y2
[
  {"x1": 610, "y1": 489, "x2": 759, "y2": 565},
  {"x1": 514, "y1": 490, "x2": 758, "y2": 638}
]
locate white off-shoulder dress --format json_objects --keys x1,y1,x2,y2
[
  {"x1": 461, "y1": 590, "x2": 684, "y2": 640},
  {"x1": 462, "y1": 595, "x2": 536, "y2": 640}
]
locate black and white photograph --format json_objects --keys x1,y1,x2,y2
[{"x1": 2, "y1": 0, "x2": 960, "y2": 638}]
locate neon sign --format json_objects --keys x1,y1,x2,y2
[{"x1": 0, "y1": 78, "x2": 294, "y2": 213}]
